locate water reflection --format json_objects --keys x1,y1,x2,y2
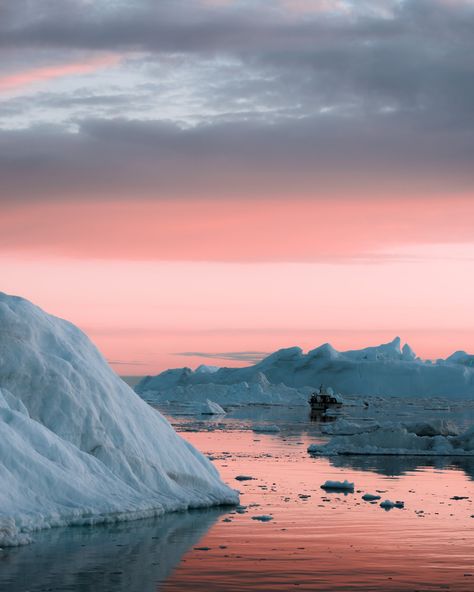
[
  {"x1": 158, "y1": 397, "x2": 474, "y2": 439},
  {"x1": 315, "y1": 452, "x2": 474, "y2": 480},
  {"x1": 0, "y1": 508, "x2": 227, "y2": 592},
  {"x1": 309, "y1": 410, "x2": 337, "y2": 424}
]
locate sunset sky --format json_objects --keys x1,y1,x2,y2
[{"x1": 1, "y1": 0, "x2": 474, "y2": 374}]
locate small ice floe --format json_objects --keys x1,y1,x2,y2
[
  {"x1": 308, "y1": 420, "x2": 474, "y2": 456},
  {"x1": 450, "y1": 496, "x2": 469, "y2": 501},
  {"x1": 252, "y1": 425, "x2": 280, "y2": 433},
  {"x1": 320, "y1": 480, "x2": 354, "y2": 492},
  {"x1": 380, "y1": 500, "x2": 404, "y2": 510},
  {"x1": 235, "y1": 505, "x2": 248, "y2": 513},
  {"x1": 164, "y1": 399, "x2": 226, "y2": 415},
  {"x1": 362, "y1": 493, "x2": 381, "y2": 502},
  {"x1": 252, "y1": 515, "x2": 273, "y2": 522},
  {"x1": 194, "y1": 547, "x2": 211, "y2": 551},
  {"x1": 190, "y1": 399, "x2": 226, "y2": 415},
  {"x1": 321, "y1": 420, "x2": 378, "y2": 436},
  {"x1": 235, "y1": 475, "x2": 254, "y2": 481}
]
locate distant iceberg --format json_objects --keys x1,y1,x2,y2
[
  {"x1": 138, "y1": 371, "x2": 310, "y2": 407},
  {"x1": 137, "y1": 337, "x2": 474, "y2": 402},
  {"x1": 0, "y1": 292, "x2": 237, "y2": 547}
]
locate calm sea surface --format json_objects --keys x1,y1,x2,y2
[{"x1": 1, "y1": 404, "x2": 474, "y2": 591}]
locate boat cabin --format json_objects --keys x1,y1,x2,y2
[{"x1": 309, "y1": 386, "x2": 342, "y2": 411}]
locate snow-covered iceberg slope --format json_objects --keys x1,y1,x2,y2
[
  {"x1": 137, "y1": 337, "x2": 474, "y2": 400},
  {"x1": 0, "y1": 293, "x2": 237, "y2": 547}
]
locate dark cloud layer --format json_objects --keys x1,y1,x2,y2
[
  {"x1": 1, "y1": 0, "x2": 474, "y2": 203},
  {"x1": 1, "y1": 113, "x2": 473, "y2": 202},
  {"x1": 2, "y1": 1, "x2": 473, "y2": 55}
]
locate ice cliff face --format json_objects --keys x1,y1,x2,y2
[
  {"x1": 0, "y1": 292, "x2": 237, "y2": 546},
  {"x1": 137, "y1": 337, "x2": 474, "y2": 400}
]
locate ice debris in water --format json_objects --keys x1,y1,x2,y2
[
  {"x1": 0, "y1": 292, "x2": 238, "y2": 548},
  {"x1": 362, "y1": 493, "x2": 382, "y2": 502},
  {"x1": 321, "y1": 480, "x2": 355, "y2": 492},
  {"x1": 185, "y1": 399, "x2": 226, "y2": 415},
  {"x1": 308, "y1": 420, "x2": 474, "y2": 456},
  {"x1": 321, "y1": 420, "x2": 379, "y2": 436},
  {"x1": 380, "y1": 500, "x2": 405, "y2": 510},
  {"x1": 251, "y1": 515, "x2": 273, "y2": 522}
]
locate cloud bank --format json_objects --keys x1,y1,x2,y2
[{"x1": 1, "y1": 0, "x2": 473, "y2": 261}]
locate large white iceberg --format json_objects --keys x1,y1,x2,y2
[
  {"x1": 137, "y1": 337, "x2": 474, "y2": 401},
  {"x1": 0, "y1": 293, "x2": 237, "y2": 547}
]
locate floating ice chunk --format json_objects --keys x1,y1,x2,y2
[
  {"x1": 251, "y1": 515, "x2": 273, "y2": 522},
  {"x1": 321, "y1": 420, "x2": 379, "y2": 436},
  {"x1": 380, "y1": 500, "x2": 404, "y2": 510},
  {"x1": 404, "y1": 419, "x2": 460, "y2": 437},
  {"x1": 199, "y1": 400, "x2": 226, "y2": 415},
  {"x1": 308, "y1": 422, "x2": 474, "y2": 456},
  {"x1": 362, "y1": 493, "x2": 381, "y2": 502},
  {"x1": 321, "y1": 480, "x2": 354, "y2": 492},
  {"x1": 162, "y1": 399, "x2": 225, "y2": 415},
  {"x1": 235, "y1": 475, "x2": 254, "y2": 481}
]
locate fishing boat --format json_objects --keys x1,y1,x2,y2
[{"x1": 309, "y1": 385, "x2": 343, "y2": 412}]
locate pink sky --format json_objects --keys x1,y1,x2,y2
[
  {"x1": 3, "y1": 196, "x2": 474, "y2": 261},
  {"x1": 0, "y1": 54, "x2": 121, "y2": 94},
  {"x1": 2, "y1": 197, "x2": 474, "y2": 374},
  {"x1": 2, "y1": 0, "x2": 474, "y2": 375}
]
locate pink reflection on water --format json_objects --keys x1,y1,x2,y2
[{"x1": 165, "y1": 430, "x2": 474, "y2": 591}]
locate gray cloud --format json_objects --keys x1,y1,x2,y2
[
  {"x1": 2, "y1": 1, "x2": 473, "y2": 57},
  {"x1": 175, "y1": 351, "x2": 269, "y2": 363},
  {"x1": 1, "y1": 0, "x2": 474, "y2": 203},
  {"x1": 1, "y1": 112, "x2": 473, "y2": 203}
]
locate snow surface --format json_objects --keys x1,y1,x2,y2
[
  {"x1": 136, "y1": 337, "x2": 474, "y2": 403},
  {"x1": 0, "y1": 293, "x2": 237, "y2": 547},
  {"x1": 308, "y1": 420, "x2": 474, "y2": 456}
]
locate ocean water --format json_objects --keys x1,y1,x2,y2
[{"x1": 1, "y1": 406, "x2": 473, "y2": 591}]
